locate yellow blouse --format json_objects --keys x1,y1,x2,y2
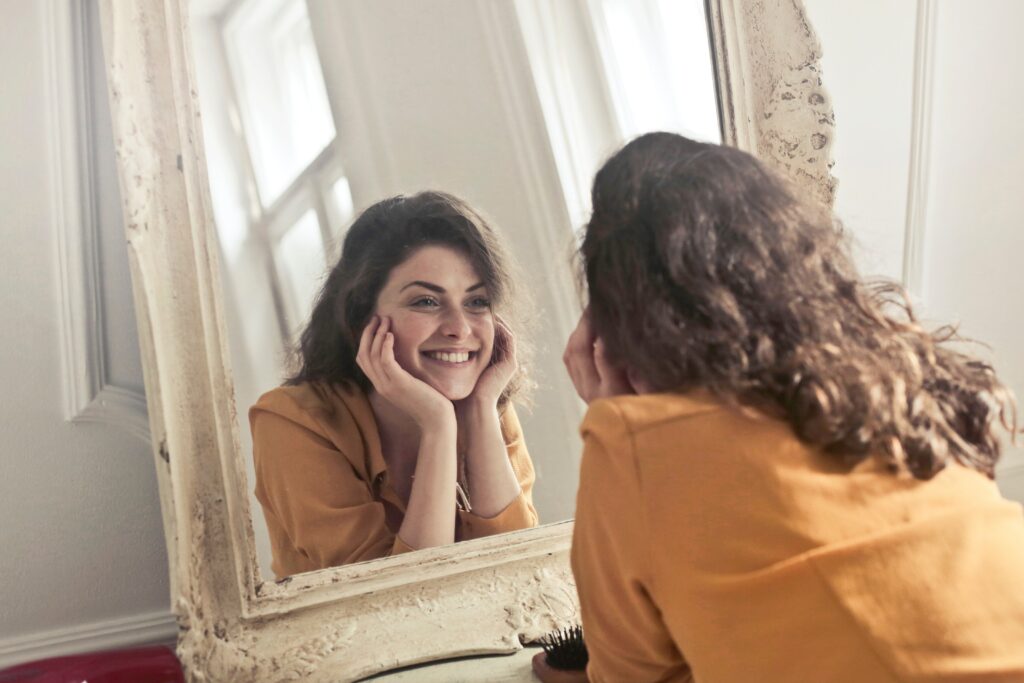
[
  {"x1": 250, "y1": 381, "x2": 538, "y2": 578},
  {"x1": 571, "y1": 391, "x2": 1024, "y2": 683}
]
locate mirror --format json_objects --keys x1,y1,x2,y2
[
  {"x1": 187, "y1": 0, "x2": 722, "y2": 577},
  {"x1": 98, "y1": 0, "x2": 834, "y2": 677}
]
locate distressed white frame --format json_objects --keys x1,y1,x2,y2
[{"x1": 96, "y1": 0, "x2": 836, "y2": 680}]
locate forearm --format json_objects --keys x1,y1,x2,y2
[
  {"x1": 397, "y1": 419, "x2": 458, "y2": 550},
  {"x1": 459, "y1": 400, "x2": 522, "y2": 518}
]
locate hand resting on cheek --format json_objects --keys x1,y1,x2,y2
[
  {"x1": 356, "y1": 315, "x2": 456, "y2": 428},
  {"x1": 562, "y1": 308, "x2": 641, "y2": 404}
]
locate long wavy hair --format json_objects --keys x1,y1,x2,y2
[
  {"x1": 582, "y1": 132, "x2": 1017, "y2": 479},
  {"x1": 288, "y1": 191, "x2": 531, "y2": 408}
]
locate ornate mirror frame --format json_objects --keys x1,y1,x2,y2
[{"x1": 97, "y1": 0, "x2": 835, "y2": 680}]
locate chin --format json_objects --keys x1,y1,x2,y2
[
  {"x1": 419, "y1": 372, "x2": 482, "y2": 402},
  {"x1": 432, "y1": 383, "x2": 475, "y2": 402},
  {"x1": 408, "y1": 358, "x2": 487, "y2": 402}
]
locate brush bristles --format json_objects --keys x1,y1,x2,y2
[{"x1": 541, "y1": 624, "x2": 588, "y2": 671}]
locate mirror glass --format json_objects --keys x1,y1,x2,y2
[{"x1": 188, "y1": 0, "x2": 721, "y2": 578}]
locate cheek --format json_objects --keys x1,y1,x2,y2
[{"x1": 387, "y1": 315, "x2": 430, "y2": 361}]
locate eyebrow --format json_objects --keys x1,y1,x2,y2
[{"x1": 400, "y1": 280, "x2": 486, "y2": 294}]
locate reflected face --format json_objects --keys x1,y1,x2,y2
[{"x1": 374, "y1": 245, "x2": 494, "y2": 401}]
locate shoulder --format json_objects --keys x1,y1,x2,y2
[
  {"x1": 249, "y1": 382, "x2": 377, "y2": 476},
  {"x1": 581, "y1": 390, "x2": 726, "y2": 443},
  {"x1": 250, "y1": 381, "x2": 368, "y2": 435},
  {"x1": 580, "y1": 391, "x2": 803, "y2": 488}
]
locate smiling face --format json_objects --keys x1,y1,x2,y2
[{"x1": 374, "y1": 245, "x2": 495, "y2": 401}]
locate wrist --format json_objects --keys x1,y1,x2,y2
[
  {"x1": 414, "y1": 400, "x2": 457, "y2": 430},
  {"x1": 456, "y1": 395, "x2": 500, "y2": 419}
]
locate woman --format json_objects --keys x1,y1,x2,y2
[
  {"x1": 250, "y1": 191, "x2": 538, "y2": 579},
  {"x1": 562, "y1": 133, "x2": 1024, "y2": 682}
]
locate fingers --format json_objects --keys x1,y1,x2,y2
[
  {"x1": 592, "y1": 338, "x2": 614, "y2": 379},
  {"x1": 563, "y1": 309, "x2": 636, "y2": 402},
  {"x1": 562, "y1": 311, "x2": 595, "y2": 363},
  {"x1": 379, "y1": 330, "x2": 401, "y2": 381},
  {"x1": 356, "y1": 316, "x2": 381, "y2": 383},
  {"x1": 594, "y1": 338, "x2": 633, "y2": 397},
  {"x1": 370, "y1": 316, "x2": 388, "y2": 365},
  {"x1": 358, "y1": 316, "x2": 394, "y2": 389},
  {"x1": 372, "y1": 318, "x2": 412, "y2": 388},
  {"x1": 563, "y1": 315, "x2": 600, "y2": 403},
  {"x1": 492, "y1": 317, "x2": 516, "y2": 368}
]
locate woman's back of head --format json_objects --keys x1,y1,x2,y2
[{"x1": 583, "y1": 132, "x2": 1017, "y2": 479}]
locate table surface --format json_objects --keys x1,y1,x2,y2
[{"x1": 364, "y1": 646, "x2": 542, "y2": 682}]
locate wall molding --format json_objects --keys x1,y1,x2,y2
[
  {"x1": 901, "y1": 0, "x2": 936, "y2": 298},
  {"x1": 46, "y1": 0, "x2": 149, "y2": 443},
  {"x1": 0, "y1": 609, "x2": 177, "y2": 669}
]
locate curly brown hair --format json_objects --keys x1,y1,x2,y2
[
  {"x1": 582, "y1": 132, "x2": 1017, "y2": 479},
  {"x1": 288, "y1": 191, "x2": 532, "y2": 408}
]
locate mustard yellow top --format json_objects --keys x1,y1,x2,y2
[
  {"x1": 571, "y1": 392, "x2": 1024, "y2": 683},
  {"x1": 250, "y1": 382, "x2": 538, "y2": 578}
]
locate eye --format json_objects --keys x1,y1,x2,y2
[
  {"x1": 466, "y1": 296, "x2": 491, "y2": 310},
  {"x1": 411, "y1": 296, "x2": 440, "y2": 308}
]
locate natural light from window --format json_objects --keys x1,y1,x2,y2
[
  {"x1": 592, "y1": 0, "x2": 720, "y2": 144},
  {"x1": 224, "y1": 0, "x2": 336, "y2": 206}
]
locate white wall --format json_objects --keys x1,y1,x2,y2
[
  {"x1": 804, "y1": 0, "x2": 918, "y2": 282},
  {"x1": 0, "y1": 0, "x2": 172, "y2": 668},
  {"x1": 805, "y1": 0, "x2": 1024, "y2": 499},
  {"x1": 922, "y1": 1, "x2": 1024, "y2": 492}
]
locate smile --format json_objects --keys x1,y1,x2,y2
[{"x1": 423, "y1": 351, "x2": 475, "y2": 364}]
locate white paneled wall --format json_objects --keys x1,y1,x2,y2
[
  {"x1": 806, "y1": 0, "x2": 1024, "y2": 500},
  {"x1": 0, "y1": 0, "x2": 171, "y2": 668},
  {"x1": 807, "y1": 1, "x2": 918, "y2": 282},
  {"x1": 921, "y1": 1, "x2": 1024, "y2": 494}
]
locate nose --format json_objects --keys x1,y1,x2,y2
[{"x1": 439, "y1": 307, "x2": 471, "y2": 340}]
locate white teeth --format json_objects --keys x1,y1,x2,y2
[{"x1": 428, "y1": 351, "x2": 470, "y2": 363}]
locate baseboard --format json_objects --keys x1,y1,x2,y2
[{"x1": 0, "y1": 610, "x2": 178, "y2": 669}]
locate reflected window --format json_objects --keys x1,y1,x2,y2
[
  {"x1": 193, "y1": 0, "x2": 355, "y2": 344},
  {"x1": 589, "y1": 0, "x2": 721, "y2": 144},
  {"x1": 516, "y1": 0, "x2": 721, "y2": 235},
  {"x1": 329, "y1": 176, "x2": 355, "y2": 230},
  {"x1": 223, "y1": 0, "x2": 336, "y2": 205},
  {"x1": 275, "y1": 209, "x2": 327, "y2": 328}
]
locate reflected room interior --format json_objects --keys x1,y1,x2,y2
[{"x1": 188, "y1": 0, "x2": 721, "y2": 576}]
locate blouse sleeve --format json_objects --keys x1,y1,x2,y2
[
  {"x1": 458, "y1": 404, "x2": 540, "y2": 539},
  {"x1": 571, "y1": 400, "x2": 693, "y2": 683},
  {"x1": 251, "y1": 397, "x2": 410, "y2": 577}
]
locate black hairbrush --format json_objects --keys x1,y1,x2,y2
[
  {"x1": 541, "y1": 625, "x2": 588, "y2": 670},
  {"x1": 532, "y1": 625, "x2": 589, "y2": 682}
]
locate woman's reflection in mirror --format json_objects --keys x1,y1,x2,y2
[
  {"x1": 557, "y1": 133, "x2": 1024, "y2": 682},
  {"x1": 250, "y1": 191, "x2": 538, "y2": 578}
]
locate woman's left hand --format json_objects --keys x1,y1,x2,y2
[
  {"x1": 462, "y1": 317, "x2": 517, "y2": 409},
  {"x1": 563, "y1": 308, "x2": 634, "y2": 404}
]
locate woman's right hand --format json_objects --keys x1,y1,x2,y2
[
  {"x1": 563, "y1": 308, "x2": 636, "y2": 404},
  {"x1": 356, "y1": 316, "x2": 455, "y2": 427}
]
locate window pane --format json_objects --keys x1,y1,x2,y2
[
  {"x1": 275, "y1": 210, "x2": 327, "y2": 332},
  {"x1": 225, "y1": 0, "x2": 336, "y2": 205},
  {"x1": 330, "y1": 176, "x2": 355, "y2": 228},
  {"x1": 594, "y1": 0, "x2": 720, "y2": 143}
]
